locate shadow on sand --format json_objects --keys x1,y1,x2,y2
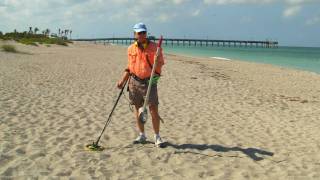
[{"x1": 165, "y1": 142, "x2": 274, "y2": 161}]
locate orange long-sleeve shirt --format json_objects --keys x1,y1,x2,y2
[{"x1": 127, "y1": 41, "x2": 164, "y2": 79}]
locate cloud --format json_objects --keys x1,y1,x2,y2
[
  {"x1": 191, "y1": 9, "x2": 201, "y2": 16},
  {"x1": 283, "y1": 5, "x2": 301, "y2": 17},
  {"x1": 203, "y1": 0, "x2": 318, "y2": 5},
  {"x1": 0, "y1": 0, "x2": 319, "y2": 37},
  {"x1": 172, "y1": 0, "x2": 189, "y2": 4},
  {"x1": 203, "y1": 0, "x2": 319, "y2": 18},
  {"x1": 285, "y1": 0, "x2": 317, "y2": 5},
  {"x1": 157, "y1": 14, "x2": 171, "y2": 22},
  {"x1": 203, "y1": 0, "x2": 276, "y2": 5},
  {"x1": 306, "y1": 15, "x2": 320, "y2": 25},
  {"x1": 1, "y1": 0, "x2": 317, "y2": 29}
]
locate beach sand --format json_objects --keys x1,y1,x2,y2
[{"x1": 1, "y1": 41, "x2": 320, "y2": 179}]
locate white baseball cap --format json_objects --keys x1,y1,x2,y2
[{"x1": 133, "y1": 23, "x2": 147, "y2": 33}]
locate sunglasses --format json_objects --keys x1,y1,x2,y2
[{"x1": 137, "y1": 31, "x2": 146, "y2": 35}]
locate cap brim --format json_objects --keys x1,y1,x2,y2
[{"x1": 134, "y1": 28, "x2": 147, "y2": 33}]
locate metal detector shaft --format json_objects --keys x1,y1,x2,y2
[{"x1": 94, "y1": 78, "x2": 128, "y2": 145}]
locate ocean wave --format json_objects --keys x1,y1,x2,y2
[{"x1": 210, "y1": 57, "x2": 231, "y2": 61}]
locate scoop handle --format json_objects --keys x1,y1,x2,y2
[{"x1": 157, "y1": 36, "x2": 163, "y2": 47}]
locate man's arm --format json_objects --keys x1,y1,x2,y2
[{"x1": 117, "y1": 69, "x2": 130, "y2": 89}]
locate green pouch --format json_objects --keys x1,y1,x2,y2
[{"x1": 148, "y1": 76, "x2": 160, "y2": 85}]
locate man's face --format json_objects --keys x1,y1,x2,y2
[{"x1": 135, "y1": 31, "x2": 147, "y2": 43}]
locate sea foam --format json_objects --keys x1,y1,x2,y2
[{"x1": 210, "y1": 57, "x2": 231, "y2": 61}]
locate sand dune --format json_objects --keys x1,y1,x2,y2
[{"x1": 1, "y1": 42, "x2": 320, "y2": 179}]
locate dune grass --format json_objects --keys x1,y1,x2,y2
[
  {"x1": 1, "y1": 44, "x2": 18, "y2": 53},
  {"x1": 1, "y1": 43, "x2": 32, "y2": 55},
  {"x1": 17, "y1": 37, "x2": 70, "y2": 46},
  {"x1": 1, "y1": 32, "x2": 72, "y2": 46}
]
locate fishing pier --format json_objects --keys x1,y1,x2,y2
[{"x1": 73, "y1": 38, "x2": 278, "y2": 48}]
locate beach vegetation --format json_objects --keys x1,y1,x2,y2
[
  {"x1": 0, "y1": 27, "x2": 73, "y2": 46},
  {"x1": 1, "y1": 44, "x2": 18, "y2": 53}
]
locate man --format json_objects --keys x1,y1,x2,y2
[{"x1": 117, "y1": 23, "x2": 165, "y2": 147}]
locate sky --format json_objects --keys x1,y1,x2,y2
[{"x1": 0, "y1": 0, "x2": 319, "y2": 47}]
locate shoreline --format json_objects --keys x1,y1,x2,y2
[
  {"x1": 108, "y1": 42, "x2": 320, "y2": 75},
  {"x1": 165, "y1": 51, "x2": 320, "y2": 76},
  {"x1": 164, "y1": 50, "x2": 320, "y2": 75}
]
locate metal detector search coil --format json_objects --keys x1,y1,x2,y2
[{"x1": 85, "y1": 142, "x2": 105, "y2": 152}]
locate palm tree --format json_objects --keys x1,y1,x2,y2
[
  {"x1": 34, "y1": 27, "x2": 39, "y2": 34},
  {"x1": 44, "y1": 29, "x2": 50, "y2": 37},
  {"x1": 69, "y1": 30, "x2": 72, "y2": 39},
  {"x1": 29, "y1": 27, "x2": 33, "y2": 34},
  {"x1": 63, "y1": 29, "x2": 69, "y2": 40}
]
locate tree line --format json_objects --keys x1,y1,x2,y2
[
  {"x1": 0, "y1": 27, "x2": 73, "y2": 46},
  {"x1": 0, "y1": 27, "x2": 72, "y2": 40}
]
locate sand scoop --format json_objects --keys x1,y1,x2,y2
[{"x1": 138, "y1": 36, "x2": 163, "y2": 124}]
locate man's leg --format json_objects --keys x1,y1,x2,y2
[
  {"x1": 149, "y1": 104, "x2": 160, "y2": 134},
  {"x1": 135, "y1": 105, "x2": 144, "y2": 133},
  {"x1": 133, "y1": 104, "x2": 147, "y2": 144},
  {"x1": 149, "y1": 104, "x2": 165, "y2": 147}
]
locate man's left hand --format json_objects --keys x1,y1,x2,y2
[{"x1": 148, "y1": 75, "x2": 160, "y2": 85}]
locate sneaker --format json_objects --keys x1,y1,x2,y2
[
  {"x1": 133, "y1": 134, "x2": 147, "y2": 144},
  {"x1": 155, "y1": 136, "x2": 165, "y2": 148}
]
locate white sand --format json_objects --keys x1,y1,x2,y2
[{"x1": 1, "y1": 41, "x2": 320, "y2": 179}]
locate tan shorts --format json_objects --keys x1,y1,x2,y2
[{"x1": 128, "y1": 76, "x2": 159, "y2": 107}]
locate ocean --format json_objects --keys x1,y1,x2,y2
[
  {"x1": 162, "y1": 45, "x2": 320, "y2": 74},
  {"x1": 112, "y1": 42, "x2": 320, "y2": 74}
]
